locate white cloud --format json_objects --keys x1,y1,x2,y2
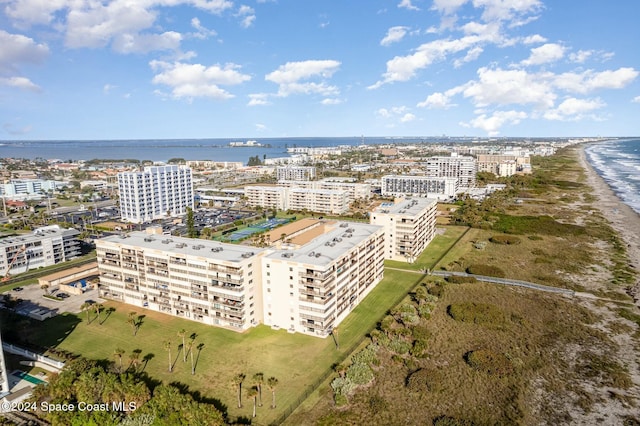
[
  {"x1": 369, "y1": 35, "x2": 487, "y2": 88},
  {"x1": 521, "y1": 43, "x2": 565, "y2": 66},
  {"x1": 633, "y1": 96, "x2": 640, "y2": 103},
  {"x1": 321, "y1": 98, "x2": 343, "y2": 105},
  {"x1": 247, "y1": 93, "x2": 271, "y2": 106},
  {"x1": 381, "y1": 26, "x2": 409, "y2": 46},
  {"x1": 462, "y1": 67, "x2": 556, "y2": 109},
  {"x1": 553, "y1": 67, "x2": 639, "y2": 94},
  {"x1": 103, "y1": 84, "x2": 117, "y2": 94},
  {"x1": 398, "y1": 0, "x2": 420, "y2": 11},
  {"x1": 190, "y1": 17, "x2": 217, "y2": 39},
  {"x1": 473, "y1": 0, "x2": 543, "y2": 23},
  {"x1": 0, "y1": 76, "x2": 42, "y2": 92},
  {"x1": 265, "y1": 60, "x2": 341, "y2": 97},
  {"x1": 569, "y1": 49, "x2": 593, "y2": 64},
  {"x1": 3, "y1": 121, "x2": 32, "y2": 135},
  {"x1": 0, "y1": 30, "x2": 49, "y2": 72},
  {"x1": 431, "y1": 0, "x2": 468, "y2": 15},
  {"x1": 454, "y1": 46, "x2": 483, "y2": 67},
  {"x1": 543, "y1": 97, "x2": 605, "y2": 120},
  {"x1": 463, "y1": 110, "x2": 527, "y2": 135},
  {"x1": 150, "y1": 60, "x2": 251, "y2": 100},
  {"x1": 236, "y1": 5, "x2": 256, "y2": 28},
  {"x1": 376, "y1": 106, "x2": 416, "y2": 124},
  {"x1": 255, "y1": 123, "x2": 268, "y2": 132},
  {"x1": 521, "y1": 34, "x2": 547, "y2": 44},
  {"x1": 417, "y1": 92, "x2": 455, "y2": 109},
  {"x1": 112, "y1": 31, "x2": 182, "y2": 54}
]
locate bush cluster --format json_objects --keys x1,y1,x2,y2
[
  {"x1": 445, "y1": 275, "x2": 478, "y2": 284},
  {"x1": 466, "y1": 264, "x2": 506, "y2": 278},
  {"x1": 489, "y1": 235, "x2": 521, "y2": 245},
  {"x1": 447, "y1": 302, "x2": 505, "y2": 325},
  {"x1": 464, "y1": 349, "x2": 514, "y2": 377}
]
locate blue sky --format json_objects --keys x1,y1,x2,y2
[{"x1": 1, "y1": 0, "x2": 639, "y2": 140}]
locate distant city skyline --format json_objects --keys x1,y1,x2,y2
[{"x1": 1, "y1": 0, "x2": 639, "y2": 140}]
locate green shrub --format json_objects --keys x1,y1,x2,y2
[
  {"x1": 346, "y1": 362, "x2": 374, "y2": 385},
  {"x1": 417, "y1": 304, "x2": 432, "y2": 319},
  {"x1": 387, "y1": 336, "x2": 412, "y2": 355},
  {"x1": 489, "y1": 235, "x2": 521, "y2": 245},
  {"x1": 528, "y1": 235, "x2": 543, "y2": 240},
  {"x1": 445, "y1": 275, "x2": 477, "y2": 284},
  {"x1": 464, "y1": 349, "x2": 513, "y2": 377},
  {"x1": 428, "y1": 285, "x2": 445, "y2": 297},
  {"x1": 411, "y1": 339, "x2": 429, "y2": 358},
  {"x1": 466, "y1": 264, "x2": 506, "y2": 278},
  {"x1": 447, "y1": 302, "x2": 505, "y2": 325}
]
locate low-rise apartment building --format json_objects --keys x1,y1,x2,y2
[
  {"x1": 244, "y1": 186, "x2": 349, "y2": 215},
  {"x1": 381, "y1": 175, "x2": 459, "y2": 200},
  {"x1": 276, "y1": 166, "x2": 316, "y2": 181},
  {"x1": 370, "y1": 198, "x2": 437, "y2": 262},
  {"x1": 476, "y1": 154, "x2": 530, "y2": 177},
  {"x1": 97, "y1": 232, "x2": 266, "y2": 330},
  {"x1": 278, "y1": 179, "x2": 371, "y2": 201},
  {"x1": 0, "y1": 226, "x2": 81, "y2": 276},
  {"x1": 96, "y1": 220, "x2": 385, "y2": 337}
]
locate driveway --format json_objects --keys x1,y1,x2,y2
[{"x1": 4, "y1": 284, "x2": 103, "y2": 317}]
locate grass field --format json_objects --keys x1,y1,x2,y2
[
  {"x1": 385, "y1": 226, "x2": 468, "y2": 272},
  {"x1": 15, "y1": 268, "x2": 422, "y2": 425}
]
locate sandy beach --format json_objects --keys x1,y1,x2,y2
[{"x1": 578, "y1": 144, "x2": 640, "y2": 305}]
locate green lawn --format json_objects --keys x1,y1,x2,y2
[
  {"x1": 385, "y1": 226, "x2": 469, "y2": 272},
  {"x1": 20, "y1": 268, "x2": 421, "y2": 425}
]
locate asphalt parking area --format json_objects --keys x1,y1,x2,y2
[{"x1": 3, "y1": 284, "x2": 103, "y2": 317}]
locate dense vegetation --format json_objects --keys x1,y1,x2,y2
[{"x1": 30, "y1": 357, "x2": 225, "y2": 426}]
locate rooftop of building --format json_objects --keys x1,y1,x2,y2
[
  {"x1": 372, "y1": 197, "x2": 437, "y2": 216},
  {"x1": 0, "y1": 226, "x2": 79, "y2": 247},
  {"x1": 266, "y1": 221, "x2": 383, "y2": 267},
  {"x1": 98, "y1": 231, "x2": 265, "y2": 263}
]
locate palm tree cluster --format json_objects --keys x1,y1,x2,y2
[
  {"x1": 163, "y1": 330, "x2": 203, "y2": 375},
  {"x1": 231, "y1": 372, "x2": 279, "y2": 418}
]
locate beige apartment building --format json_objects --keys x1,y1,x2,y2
[
  {"x1": 244, "y1": 186, "x2": 349, "y2": 215},
  {"x1": 278, "y1": 179, "x2": 372, "y2": 202},
  {"x1": 97, "y1": 232, "x2": 266, "y2": 331},
  {"x1": 476, "y1": 154, "x2": 530, "y2": 177},
  {"x1": 96, "y1": 220, "x2": 385, "y2": 337},
  {"x1": 263, "y1": 221, "x2": 385, "y2": 336},
  {"x1": 370, "y1": 198, "x2": 438, "y2": 262}
]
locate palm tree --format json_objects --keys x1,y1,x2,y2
[
  {"x1": 163, "y1": 340, "x2": 172, "y2": 372},
  {"x1": 114, "y1": 348, "x2": 125, "y2": 373},
  {"x1": 267, "y1": 376, "x2": 279, "y2": 409},
  {"x1": 253, "y1": 372, "x2": 264, "y2": 407},
  {"x1": 178, "y1": 329, "x2": 186, "y2": 362},
  {"x1": 129, "y1": 349, "x2": 141, "y2": 372},
  {"x1": 81, "y1": 301, "x2": 93, "y2": 323},
  {"x1": 186, "y1": 338, "x2": 196, "y2": 375},
  {"x1": 40, "y1": 284, "x2": 49, "y2": 295},
  {"x1": 128, "y1": 311, "x2": 137, "y2": 336},
  {"x1": 232, "y1": 373, "x2": 246, "y2": 408},
  {"x1": 247, "y1": 386, "x2": 258, "y2": 418},
  {"x1": 94, "y1": 303, "x2": 104, "y2": 324}
]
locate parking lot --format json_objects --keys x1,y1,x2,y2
[{"x1": 4, "y1": 284, "x2": 103, "y2": 318}]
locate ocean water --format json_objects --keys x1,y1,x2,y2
[
  {"x1": 585, "y1": 138, "x2": 640, "y2": 215},
  {"x1": 0, "y1": 137, "x2": 410, "y2": 163}
]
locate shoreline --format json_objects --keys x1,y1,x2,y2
[{"x1": 577, "y1": 144, "x2": 640, "y2": 303}]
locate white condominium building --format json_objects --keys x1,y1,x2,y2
[
  {"x1": 263, "y1": 222, "x2": 384, "y2": 336},
  {"x1": 288, "y1": 188, "x2": 349, "y2": 215},
  {"x1": 96, "y1": 220, "x2": 385, "y2": 337},
  {"x1": 0, "y1": 225, "x2": 81, "y2": 276},
  {"x1": 476, "y1": 154, "x2": 530, "y2": 177},
  {"x1": 278, "y1": 179, "x2": 371, "y2": 201},
  {"x1": 381, "y1": 175, "x2": 459, "y2": 200},
  {"x1": 425, "y1": 153, "x2": 477, "y2": 187},
  {"x1": 244, "y1": 186, "x2": 287, "y2": 210},
  {"x1": 118, "y1": 165, "x2": 194, "y2": 224},
  {"x1": 244, "y1": 186, "x2": 349, "y2": 215},
  {"x1": 276, "y1": 166, "x2": 317, "y2": 181},
  {"x1": 97, "y1": 232, "x2": 266, "y2": 330},
  {"x1": 0, "y1": 179, "x2": 62, "y2": 196},
  {"x1": 370, "y1": 198, "x2": 437, "y2": 262}
]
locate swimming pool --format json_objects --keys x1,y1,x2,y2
[{"x1": 12, "y1": 370, "x2": 46, "y2": 385}]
